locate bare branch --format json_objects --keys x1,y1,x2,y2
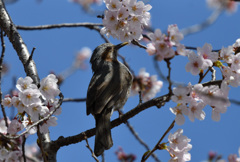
[
  {"x1": 51, "y1": 93, "x2": 171, "y2": 150},
  {"x1": 16, "y1": 23, "x2": 109, "y2": 43},
  {"x1": 84, "y1": 134, "x2": 99, "y2": 162},
  {"x1": 141, "y1": 120, "x2": 175, "y2": 162},
  {"x1": 0, "y1": 29, "x2": 8, "y2": 127},
  {"x1": 16, "y1": 23, "x2": 103, "y2": 30}
]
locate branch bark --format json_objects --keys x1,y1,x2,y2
[{"x1": 0, "y1": 0, "x2": 39, "y2": 84}]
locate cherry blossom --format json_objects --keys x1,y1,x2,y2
[
  {"x1": 185, "y1": 50, "x2": 205, "y2": 75},
  {"x1": 146, "y1": 26, "x2": 185, "y2": 61},
  {"x1": 220, "y1": 46, "x2": 234, "y2": 63},
  {"x1": 188, "y1": 101, "x2": 206, "y2": 122},
  {"x1": 39, "y1": 116, "x2": 58, "y2": 134},
  {"x1": 101, "y1": 0, "x2": 152, "y2": 42},
  {"x1": 131, "y1": 68, "x2": 163, "y2": 101},
  {"x1": 168, "y1": 129, "x2": 192, "y2": 162},
  {"x1": 19, "y1": 88, "x2": 41, "y2": 106},
  {"x1": 0, "y1": 147, "x2": 8, "y2": 161},
  {"x1": 168, "y1": 24, "x2": 184, "y2": 46},
  {"x1": 170, "y1": 104, "x2": 189, "y2": 125},
  {"x1": 0, "y1": 118, "x2": 8, "y2": 134},
  {"x1": 197, "y1": 43, "x2": 218, "y2": 68},
  {"x1": 171, "y1": 86, "x2": 191, "y2": 104},
  {"x1": 39, "y1": 74, "x2": 61, "y2": 100},
  {"x1": 16, "y1": 76, "x2": 37, "y2": 92},
  {"x1": 7, "y1": 119, "x2": 24, "y2": 135},
  {"x1": 2, "y1": 95, "x2": 12, "y2": 107}
]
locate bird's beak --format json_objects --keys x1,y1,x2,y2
[{"x1": 115, "y1": 42, "x2": 129, "y2": 50}]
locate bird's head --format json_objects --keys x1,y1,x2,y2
[{"x1": 90, "y1": 42, "x2": 128, "y2": 71}]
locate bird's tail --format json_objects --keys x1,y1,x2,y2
[{"x1": 94, "y1": 112, "x2": 113, "y2": 156}]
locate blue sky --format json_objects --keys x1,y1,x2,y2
[{"x1": 2, "y1": 0, "x2": 240, "y2": 161}]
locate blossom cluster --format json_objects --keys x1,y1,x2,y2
[
  {"x1": 146, "y1": 25, "x2": 185, "y2": 61},
  {"x1": 206, "y1": 0, "x2": 237, "y2": 12},
  {"x1": 131, "y1": 68, "x2": 163, "y2": 101},
  {"x1": 168, "y1": 129, "x2": 192, "y2": 162},
  {"x1": 0, "y1": 74, "x2": 61, "y2": 161},
  {"x1": 185, "y1": 43, "x2": 218, "y2": 76},
  {"x1": 170, "y1": 81, "x2": 230, "y2": 125},
  {"x1": 2, "y1": 74, "x2": 61, "y2": 135},
  {"x1": 0, "y1": 120, "x2": 42, "y2": 162},
  {"x1": 170, "y1": 38, "x2": 240, "y2": 125},
  {"x1": 101, "y1": 0, "x2": 152, "y2": 42}
]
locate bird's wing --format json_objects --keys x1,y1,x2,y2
[{"x1": 86, "y1": 67, "x2": 121, "y2": 115}]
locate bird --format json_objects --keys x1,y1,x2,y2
[{"x1": 86, "y1": 42, "x2": 133, "y2": 156}]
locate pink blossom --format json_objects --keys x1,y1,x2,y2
[
  {"x1": 170, "y1": 104, "x2": 189, "y2": 125},
  {"x1": 185, "y1": 51, "x2": 205, "y2": 75}
]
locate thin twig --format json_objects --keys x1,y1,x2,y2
[
  {"x1": 125, "y1": 121, "x2": 160, "y2": 162},
  {"x1": 117, "y1": 53, "x2": 135, "y2": 76},
  {"x1": 141, "y1": 120, "x2": 175, "y2": 162},
  {"x1": 131, "y1": 39, "x2": 147, "y2": 49},
  {"x1": 198, "y1": 67, "x2": 211, "y2": 83},
  {"x1": 0, "y1": 29, "x2": 8, "y2": 127},
  {"x1": 165, "y1": 59, "x2": 172, "y2": 95},
  {"x1": 16, "y1": 23, "x2": 109, "y2": 43},
  {"x1": 153, "y1": 58, "x2": 184, "y2": 87},
  {"x1": 22, "y1": 135, "x2": 27, "y2": 162},
  {"x1": 84, "y1": 133, "x2": 99, "y2": 162},
  {"x1": 25, "y1": 47, "x2": 36, "y2": 68},
  {"x1": 138, "y1": 91, "x2": 143, "y2": 104},
  {"x1": 63, "y1": 98, "x2": 86, "y2": 102},
  {"x1": 16, "y1": 23, "x2": 103, "y2": 30}
]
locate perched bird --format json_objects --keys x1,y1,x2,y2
[{"x1": 86, "y1": 42, "x2": 133, "y2": 156}]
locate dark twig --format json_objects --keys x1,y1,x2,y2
[
  {"x1": 131, "y1": 39, "x2": 147, "y2": 49},
  {"x1": 16, "y1": 23, "x2": 103, "y2": 30},
  {"x1": 141, "y1": 120, "x2": 175, "y2": 162},
  {"x1": 125, "y1": 121, "x2": 160, "y2": 162},
  {"x1": 153, "y1": 58, "x2": 184, "y2": 87},
  {"x1": 84, "y1": 133, "x2": 99, "y2": 162},
  {"x1": 63, "y1": 98, "x2": 87, "y2": 102},
  {"x1": 0, "y1": 29, "x2": 8, "y2": 127},
  {"x1": 22, "y1": 135, "x2": 27, "y2": 162},
  {"x1": 16, "y1": 23, "x2": 109, "y2": 43},
  {"x1": 198, "y1": 67, "x2": 210, "y2": 83},
  {"x1": 165, "y1": 59, "x2": 172, "y2": 95},
  {"x1": 138, "y1": 91, "x2": 143, "y2": 104},
  {"x1": 117, "y1": 53, "x2": 135, "y2": 76},
  {"x1": 25, "y1": 47, "x2": 36, "y2": 68}
]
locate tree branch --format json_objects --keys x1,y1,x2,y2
[{"x1": 0, "y1": 0, "x2": 39, "y2": 84}]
